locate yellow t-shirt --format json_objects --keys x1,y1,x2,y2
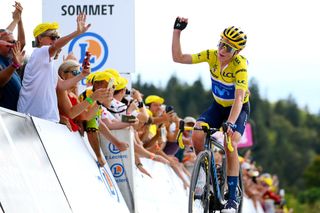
[{"x1": 192, "y1": 49, "x2": 249, "y2": 107}]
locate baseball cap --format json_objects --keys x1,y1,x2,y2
[
  {"x1": 33, "y1": 22, "x2": 59, "y2": 38},
  {"x1": 145, "y1": 95, "x2": 164, "y2": 105},
  {"x1": 183, "y1": 116, "x2": 196, "y2": 124}
]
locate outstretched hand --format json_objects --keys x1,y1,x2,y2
[{"x1": 76, "y1": 13, "x2": 91, "y2": 34}]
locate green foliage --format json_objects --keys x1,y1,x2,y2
[{"x1": 304, "y1": 156, "x2": 320, "y2": 188}]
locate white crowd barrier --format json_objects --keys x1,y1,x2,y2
[
  {"x1": 0, "y1": 108, "x2": 128, "y2": 213},
  {"x1": 0, "y1": 107, "x2": 259, "y2": 213}
]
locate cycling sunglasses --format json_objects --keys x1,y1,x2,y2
[
  {"x1": 64, "y1": 70, "x2": 81, "y2": 76},
  {"x1": 218, "y1": 41, "x2": 237, "y2": 53}
]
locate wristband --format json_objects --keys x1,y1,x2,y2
[
  {"x1": 138, "y1": 101, "x2": 144, "y2": 108},
  {"x1": 137, "y1": 162, "x2": 143, "y2": 167},
  {"x1": 11, "y1": 62, "x2": 20, "y2": 69},
  {"x1": 85, "y1": 97, "x2": 94, "y2": 105}
]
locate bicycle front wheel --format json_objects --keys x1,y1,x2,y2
[{"x1": 188, "y1": 151, "x2": 211, "y2": 213}]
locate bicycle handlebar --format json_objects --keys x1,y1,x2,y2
[{"x1": 177, "y1": 120, "x2": 234, "y2": 152}]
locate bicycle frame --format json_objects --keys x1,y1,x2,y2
[{"x1": 202, "y1": 128, "x2": 228, "y2": 209}]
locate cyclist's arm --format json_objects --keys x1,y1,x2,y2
[
  {"x1": 227, "y1": 89, "x2": 246, "y2": 125},
  {"x1": 172, "y1": 30, "x2": 192, "y2": 64}
]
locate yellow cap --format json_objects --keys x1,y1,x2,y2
[
  {"x1": 93, "y1": 71, "x2": 113, "y2": 82},
  {"x1": 104, "y1": 68, "x2": 121, "y2": 78},
  {"x1": 145, "y1": 95, "x2": 164, "y2": 105},
  {"x1": 86, "y1": 72, "x2": 96, "y2": 85},
  {"x1": 115, "y1": 77, "x2": 128, "y2": 90},
  {"x1": 262, "y1": 177, "x2": 273, "y2": 187},
  {"x1": 33, "y1": 22, "x2": 59, "y2": 38}
]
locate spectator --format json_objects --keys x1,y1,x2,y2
[
  {"x1": 57, "y1": 59, "x2": 109, "y2": 132},
  {"x1": 79, "y1": 71, "x2": 129, "y2": 166},
  {"x1": 175, "y1": 116, "x2": 197, "y2": 170},
  {"x1": 0, "y1": 2, "x2": 25, "y2": 111},
  {"x1": 17, "y1": 14, "x2": 90, "y2": 122}
]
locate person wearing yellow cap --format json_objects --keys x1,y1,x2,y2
[
  {"x1": 144, "y1": 95, "x2": 174, "y2": 127},
  {"x1": 79, "y1": 71, "x2": 129, "y2": 166},
  {"x1": 17, "y1": 14, "x2": 91, "y2": 122},
  {"x1": 0, "y1": 2, "x2": 25, "y2": 111}
]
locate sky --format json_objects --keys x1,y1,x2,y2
[{"x1": 1, "y1": 0, "x2": 319, "y2": 114}]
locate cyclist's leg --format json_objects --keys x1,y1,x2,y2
[
  {"x1": 223, "y1": 103, "x2": 249, "y2": 212},
  {"x1": 192, "y1": 101, "x2": 224, "y2": 154}
]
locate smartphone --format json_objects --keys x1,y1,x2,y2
[
  {"x1": 121, "y1": 114, "x2": 136, "y2": 123},
  {"x1": 107, "y1": 77, "x2": 114, "y2": 89},
  {"x1": 82, "y1": 51, "x2": 91, "y2": 69}
]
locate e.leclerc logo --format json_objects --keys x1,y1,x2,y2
[
  {"x1": 110, "y1": 163, "x2": 124, "y2": 178},
  {"x1": 68, "y1": 32, "x2": 109, "y2": 72},
  {"x1": 109, "y1": 143, "x2": 121, "y2": 154}
]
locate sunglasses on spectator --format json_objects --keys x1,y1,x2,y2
[
  {"x1": 64, "y1": 70, "x2": 81, "y2": 76},
  {"x1": 42, "y1": 34, "x2": 60, "y2": 40},
  {"x1": 218, "y1": 41, "x2": 236, "y2": 53}
]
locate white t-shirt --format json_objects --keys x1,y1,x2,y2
[{"x1": 17, "y1": 46, "x2": 59, "y2": 122}]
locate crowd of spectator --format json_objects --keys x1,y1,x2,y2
[
  {"x1": 0, "y1": 1, "x2": 195, "y2": 186},
  {"x1": 239, "y1": 150, "x2": 293, "y2": 213},
  {"x1": 0, "y1": 2, "x2": 292, "y2": 212}
]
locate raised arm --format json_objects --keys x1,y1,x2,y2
[
  {"x1": 49, "y1": 13, "x2": 91, "y2": 57},
  {"x1": 172, "y1": 17, "x2": 192, "y2": 64},
  {"x1": 15, "y1": 2, "x2": 25, "y2": 50}
]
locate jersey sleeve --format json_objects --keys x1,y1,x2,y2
[
  {"x1": 191, "y1": 50, "x2": 212, "y2": 64},
  {"x1": 233, "y1": 56, "x2": 248, "y2": 91}
]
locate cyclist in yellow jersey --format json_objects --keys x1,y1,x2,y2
[{"x1": 172, "y1": 17, "x2": 250, "y2": 213}]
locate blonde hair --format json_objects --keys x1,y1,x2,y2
[{"x1": 58, "y1": 60, "x2": 80, "y2": 77}]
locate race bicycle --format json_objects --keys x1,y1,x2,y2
[{"x1": 177, "y1": 121, "x2": 243, "y2": 213}]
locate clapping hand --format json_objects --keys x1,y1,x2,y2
[{"x1": 12, "y1": 2, "x2": 23, "y2": 22}]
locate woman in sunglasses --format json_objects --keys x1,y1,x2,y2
[
  {"x1": 57, "y1": 59, "x2": 109, "y2": 133},
  {"x1": 172, "y1": 17, "x2": 250, "y2": 213}
]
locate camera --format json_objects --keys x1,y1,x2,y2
[
  {"x1": 121, "y1": 114, "x2": 136, "y2": 123},
  {"x1": 121, "y1": 95, "x2": 134, "y2": 106}
]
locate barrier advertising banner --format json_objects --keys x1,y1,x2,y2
[
  {"x1": 100, "y1": 128, "x2": 136, "y2": 212},
  {"x1": 42, "y1": 0, "x2": 135, "y2": 89}
]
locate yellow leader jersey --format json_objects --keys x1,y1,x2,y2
[{"x1": 192, "y1": 49, "x2": 249, "y2": 107}]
